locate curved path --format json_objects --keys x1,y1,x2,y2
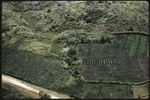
[{"x1": 2, "y1": 74, "x2": 73, "y2": 99}]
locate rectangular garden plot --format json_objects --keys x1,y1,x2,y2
[{"x1": 77, "y1": 35, "x2": 149, "y2": 83}]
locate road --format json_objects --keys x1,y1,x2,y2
[{"x1": 2, "y1": 74, "x2": 73, "y2": 99}]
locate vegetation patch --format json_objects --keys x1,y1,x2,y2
[{"x1": 18, "y1": 39, "x2": 52, "y2": 55}]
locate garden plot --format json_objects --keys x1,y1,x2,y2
[{"x1": 77, "y1": 35, "x2": 149, "y2": 82}]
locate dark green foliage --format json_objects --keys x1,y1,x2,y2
[
  {"x1": 84, "y1": 10, "x2": 106, "y2": 24},
  {"x1": 39, "y1": 91, "x2": 50, "y2": 99},
  {"x1": 68, "y1": 47, "x2": 76, "y2": 56}
]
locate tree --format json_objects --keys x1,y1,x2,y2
[{"x1": 39, "y1": 91, "x2": 50, "y2": 99}]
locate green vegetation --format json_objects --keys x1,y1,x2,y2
[
  {"x1": 2, "y1": 1, "x2": 149, "y2": 99},
  {"x1": 77, "y1": 35, "x2": 148, "y2": 83},
  {"x1": 138, "y1": 36, "x2": 147, "y2": 54},
  {"x1": 2, "y1": 49, "x2": 70, "y2": 91},
  {"x1": 129, "y1": 35, "x2": 139, "y2": 57}
]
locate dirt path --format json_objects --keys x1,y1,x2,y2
[
  {"x1": 2, "y1": 74, "x2": 73, "y2": 99},
  {"x1": 3, "y1": 83, "x2": 40, "y2": 98}
]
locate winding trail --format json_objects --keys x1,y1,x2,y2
[{"x1": 2, "y1": 74, "x2": 73, "y2": 99}]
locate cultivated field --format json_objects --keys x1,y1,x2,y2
[
  {"x1": 77, "y1": 34, "x2": 149, "y2": 82},
  {"x1": 2, "y1": 34, "x2": 148, "y2": 99},
  {"x1": 2, "y1": 47, "x2": 71, "y2": 92},
  {"x1": 1, "y1": 36, "x2": 135, "y2": 99}
]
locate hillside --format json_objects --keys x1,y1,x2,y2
[{"x1": 2, "y1": 1, "x2": 149, "y2": 99}]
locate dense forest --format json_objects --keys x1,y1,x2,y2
[{"x1": 2, "y1": 1, "x2": 149, "y2": 43}]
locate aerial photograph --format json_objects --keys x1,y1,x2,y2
[{"x1": 2, "y1": 1, "x2": 149, "y2": 99}]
